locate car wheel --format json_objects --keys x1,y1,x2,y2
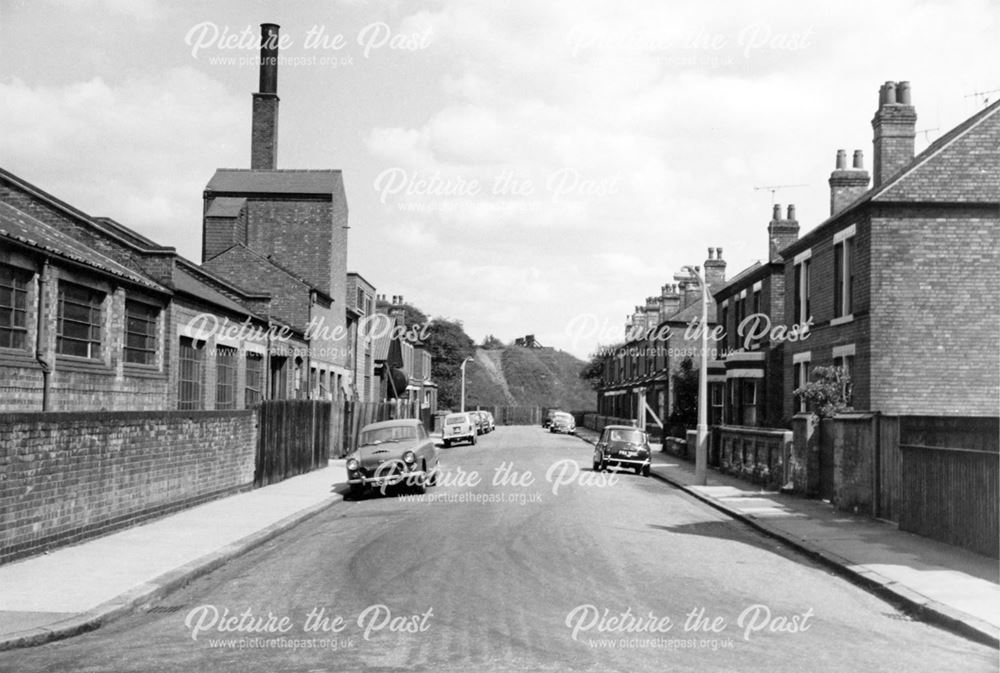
[
  {"x1": 592, "y1": 454, "x2": 601, "y2": 471},
  {"x1": 410, "y1": 463, "x2": 427, "y2": 494},
  {"x1": 349, "y1": 484, "x2": 365, "y2": 499},
  {"x1": 643, "y1": 465, "x2": 651, "y2": 477},
  {"x1": 635, "y1": 465, "x2": 643, "y2": 476},
  {"x1": 428, "y1": 465, "x2": 438, "y2": 487},
  {"x1": 471, "y1": 434, "x2": 477, "y2": 446},
  {"x1": 443, "y1": 439, "x2": 450, "y2": 448}
]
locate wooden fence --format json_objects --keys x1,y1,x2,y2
[
  {"x1": 896, "y1": 416, "x2": 999, "y2": 557},
  {"x1": 340, "y1": 400, "x2": 426, "y2": 457},
  {"x1": 256, "y1": 400, "x2": 331, "y2": 487}
]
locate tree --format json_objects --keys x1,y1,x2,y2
[
  {"x1": 579, "y1": 343, "x2": 621, "y2": 391},
  {"x1": 668, "y1": 357, "x2": 698, "y2": 434},
  {"x1": 481, "y1": 334, "x2": 505, "y2": 350},
  {"x1": 375, "y1": 299, "x2": 429, "y2": 342},
  {"x1": 793, "y1": 366, "x2": 853, "y2": 418},
  {"x1": 424, "y1": 318, "x2": 476, "y2": 409}
]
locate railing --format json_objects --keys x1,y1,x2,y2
[{"x1": 716, "y1": 425, "x2": 792, "y2": 489}]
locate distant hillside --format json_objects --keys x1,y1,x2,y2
[{"x1": 464, "y1": 346, "x2": 596, "y2": 411}]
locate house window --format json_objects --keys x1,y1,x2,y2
[
  {"x1": 833, "y1": 345, "x2": 856, "y2": 407},
  {"x1": 752, "y1": 287, "x2": 761, "y2": 317},
  {"x1": 215, "y1": 346, "x2": 237, "y2": 410},
  {"x1": 794, "y1": 255, "x2": 811, "y2": 325},
  {"x1": 721, "y1": 302, "x2": 730, "y2": 350},
  {"x1": 793, "y1": 353, "x2": 811, "y2": 413},
  {"x1": 124, "y1": 299, "x2": 158, "y2": 365},
  {"x1": 0, "y1": 265, "x2": 30, "y2": 350},
  {"x1": 294, "y1": 357, "x2": 305, "y2": 399},
  {"x1": 57, "y1": 281, "x2": 104, "y2": 359},
  {"x1": 710, "y1": 383, "x2": 724, "y2": 425},
  {"x1": 833, "y1": 234, "x2": 855, "y2": 318},
  {"x1": 356, "y1": 287, "x2": 365, "y2": 311},
  {"x1": 741, "y1": 379, "x2": 758, "y2": 426},
  {"x1": 245, "y1": 351, "x2": 264, "y2": 406},
  {"x1": 178, "y1": 336, "x2": 204, "y2": 410}
]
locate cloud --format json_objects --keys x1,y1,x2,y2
[{"x1": 0, "y1": 67, "x2": 243, "y2": 258}]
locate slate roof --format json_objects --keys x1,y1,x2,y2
[
  {"x1": 873, "y1": 99, "x2": 1000, "y2": 203},
  {"x1": 370, "y1": 313, "x2": 396, "y2": 361},
  {"x1": 663, "y1": 296, "x2": 718, "y2": 325},
  {"x1": 205, "y1": 197, "x2": 247, "y2": 218},
  {"x1": 205, "y1": 169, "x2": 343, "y2": 196},
  {"x1": 0, "y1": 201, "x2": 165, "y2": 291},
  {"x1": 171, "y1": 264, "x2": 256, "y2": 316}
]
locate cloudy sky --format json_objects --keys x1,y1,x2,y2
[{"x1": 2, "y1": 0, "x2": 997, "y2": 358}]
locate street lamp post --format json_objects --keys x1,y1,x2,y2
[
  {"x1": 675, "y1": 265, "x2": 709, "y2": 486},
  {"x1": 460, "y1": 357, "x2": 473, "y2": 412}
]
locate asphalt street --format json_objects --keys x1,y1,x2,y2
[{"x1": 2, "y1": 426, "x2": 995, "y2": 672}]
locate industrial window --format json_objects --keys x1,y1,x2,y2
[
  {"x1": 124, "y1": 299, "x2": 158, "y2": 365},
  {"x1": 0, "y1": 264, "x2": 30, "y2": 350},
  {"x1": 794, "y1": 258, "x2": 811, "y2": 325},
  {"x1": 833, "y1": 236, "x2": 855, "y2": 318},
  {"x1": 245, "y1": 351, "x2": 264, "y2": 407},
  {"x1": 178, "y1": 336, "x2": 204, "y2": 410},
  {"x1": 57, "y1": 281, "x2": 104, "y2": 359},
  {"x1": 215, "y1": 346, "x2": 238, "y2": 410}
]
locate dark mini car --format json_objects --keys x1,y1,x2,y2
[
  {"x1": 471, "y1": 410, "x2": 489, "y2": 435},
  {"x1": 346, "y1": 419, "x2": 440, "y2": 497},
  {"x1": 593, "y1": 425, "x2": 651, "y2": 477}
]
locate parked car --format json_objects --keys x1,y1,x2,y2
[
  {"x1": 346, "y1": 419, "x2": 440, "y2": 497},
  {"x1": 542, "y1": 409, "x2": 561, "y2": 429},
  {"x1": 549, "y1": 411, "x2": 576, "y2": 435},
  {"x1": 483, "y1": 411, "x2": 495, "y2": 433},
  {"x1": 442, "y1": 412, "x2": 477, "y2": 447},
  {"x1": 593, "y1": 425, "x2": 651, "y2": 476},
  {"x1": 470, "y1": 410, "x2": 488, "y2": 435}
]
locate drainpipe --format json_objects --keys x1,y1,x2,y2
[{"x1": 35, "y1": 259, "x2": 52, "y2": 411}]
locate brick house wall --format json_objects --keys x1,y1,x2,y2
[{"x1": 869, "y1": 207, "x2": 1000, "y2": 415}]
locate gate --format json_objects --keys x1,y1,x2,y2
[
  {"x1": 874, "y1": 415, "x2": 901, "y2": 521},
  {"x1": 818, "y1": 418, "x2": 836, "y2": 501}
]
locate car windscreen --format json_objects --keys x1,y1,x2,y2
[
  {"x1": 444, "y1": 414, "x2": 467, "y2": 424},
  {"x1": 608, "y1": 429, "x2": 644, "y2": 443},
  {"x1": 359, "y1": 426, "x2": 417, "y2": 445}
]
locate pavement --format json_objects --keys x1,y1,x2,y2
[
  {"x1": 0, "y1": 462, "x2": 348, "y2": 651},
  {"x1": 575, "y1": 426, "x2": 1000, "y2": 648}
]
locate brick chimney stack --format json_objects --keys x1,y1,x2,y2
[
  {"x1": 704, "y1": 246, "x2": 726, "y2": 289},
  {"x1": 251, "y1": 23, "x2": 280, "y2": 169},
  {"x1": 659, "y1": 283, "x2": 681, "y2": 320},
  {"x1": 828, "y1": 149, "x2": 871, "y2": 215},
  {"x1": 390, "y1": 295, "x2": 406, "y2": 327},
  {"x1": 872, "y1": 80, "x2": 916, "y2": 188},
  {"x1": 681, "y1": 277, "x2": 701, "y2": 309},
  {"x1": 767, "y1": 203, "x2": 800, "y2": 261}
]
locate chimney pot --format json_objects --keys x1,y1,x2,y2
[
  {"x1": 836, "y1": 149, "x2": 847, "y2": 169},
  {"x1": 853, "y1": 149, "x2": 864, "y2": 169},
  {"x1": 258, "y1": 23, "x2": 280, "y2": 94},
  {"x1": 772, "y1": 203, "x2": 782, "y2": 220},
  {"x1": 707, "y1": 247, "x2": 714, "y2": 260},
  {"x1": 786, "y1": 204, "x2": 795, "y2": 220},
  {"x1": 716, "y1": 247, "x2": 722, "y2": 259},
  {"x1": 883, "y1": 81, "x2": 897, "y2": 105},
  {"x1": 897, "y1": 81, "x2": 911, "y2": 105}
]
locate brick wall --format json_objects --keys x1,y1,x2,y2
[
  {"x1": 0, "y1": 409, "x2": 257, "y2": 564},
  {"x1": 870, "y1": 208, "x2": 1000, "y2": 415},
  {"x1": 245, "y1": 199, "x2": 335, "y2": 294}
]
